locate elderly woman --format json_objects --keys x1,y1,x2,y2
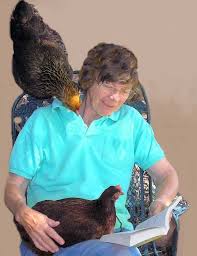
[{"x1": 4, "y1": 42, "x2": 178, "y2": 256}]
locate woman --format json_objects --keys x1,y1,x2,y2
[{"x1": 4, "y1": 42, "x2": 178, "y2": 256}]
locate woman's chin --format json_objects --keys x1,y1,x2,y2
[
  {"x1": 96, "y1": 103, "x2": 119, "y2": 116},
  {"x1": 99, "y1": 108, "x2": 116, "y2": 116}
]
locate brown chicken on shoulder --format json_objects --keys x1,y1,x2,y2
[
  {"x1": 14, "y1": 185, "x2": 123, "y2": 256},
  {"x1": 10, "y1": 0, "x2": 80, "y2": 112}
]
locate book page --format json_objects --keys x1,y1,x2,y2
[
  {"x1": 135, "y1": 196, "x2": 182, "y2": 232},
  {"x1": 135, "y1": 208, "x2": 169, "y2": 231}
]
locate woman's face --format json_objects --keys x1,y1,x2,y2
[{"x1": 87, "y1": 82, "x2": 132, "y2": 116}]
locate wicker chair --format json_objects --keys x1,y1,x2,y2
[{"x1": 11, "y1": 74, "x2": 188, "y2": 256}]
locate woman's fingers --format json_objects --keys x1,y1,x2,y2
[
  {"x1": 31, "y1": 235, "x2": 49, "y2": 252},
  {"x1": 31, "y1": 232, "x2": 57, "y2": 253},
  {"x1": 46, "y1": 226, "x2": 65, "y2": 246},
  {"x1": 47, "y1": 217, "x2": 60, "y2": 227},
  {"x1": 46, "y1": 218, "x2": 65, "y2": 246},
  {"x1": 29, "y1": 221, "x2": 62, "y2": 252}
]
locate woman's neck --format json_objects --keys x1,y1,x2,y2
[{"x1": 79, "y1": 94, "x2": 100, "y2": 126}]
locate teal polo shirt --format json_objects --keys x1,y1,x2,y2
[{"x1": 9, "y1": 98, "x2": 165, "y2": 230}]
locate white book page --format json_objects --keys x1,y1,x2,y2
[
  {"x1": 136, "y1": 208, "x2": 169, "y2": 231},
  {"x1": 135, "y1": 196, "x2": 182, "y2": 232}
]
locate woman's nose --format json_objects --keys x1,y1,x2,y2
[{"x1": 110, "y1": 92, "x2": 120, "y2": 102}]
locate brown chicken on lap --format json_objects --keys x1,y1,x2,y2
[{"x1": 14, "y1": 185, "x2": 124, "y2": 256}]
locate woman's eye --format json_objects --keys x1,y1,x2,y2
[
  {"x1": 122, "y1": 90, "x2": 130, "y2": 94},
  {"x1": 105, "y1": 84, "x2": 114, "y2": 89}
]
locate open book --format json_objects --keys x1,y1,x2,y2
[{"x1": 100, "y1": 196, "x2": 182, "y2": 247}]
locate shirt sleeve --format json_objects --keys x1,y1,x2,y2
[
  {"x1": 9, "y1": 111, "x2": 44, "y2": 179},
  {"x1": 133, "y1": 112, "x2": 165, "y2": 170}
]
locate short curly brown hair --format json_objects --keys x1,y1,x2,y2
[{"x1": 79, "y1": 43, "x2": 138, "y2": 96}]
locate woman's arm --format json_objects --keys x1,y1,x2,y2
[
  {"x1": 4, "y1": 173, "x2": 29, "y2": 216},
  {"x1": 147, "y1": 157, "x2": 179, "y2": 215},
  {"x1": 147, "y1": 157, "x2": 179, "y2": 247},
  {"x1": 4, "y1": 173, "x2": 64, "y2": 253}
]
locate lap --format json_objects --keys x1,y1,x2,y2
[{"x1": 20, "y1": 240, "x2": 141, "y2": 256}]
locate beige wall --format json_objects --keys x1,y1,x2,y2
[{"x1": 1, "y1": 0, "x2": 196, "y2": 255}]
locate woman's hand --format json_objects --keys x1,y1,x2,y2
[
  {"x1": 147, "y1": 158, "x2": 179, "y2": 216},
  {"x1": 149, "y1": 198, "x2": 170, "y2": 216},
  {"x1": 4, "y1": 174, "x2": 64, "y2": 253},
  {"x1": 15, "y1": 205, "x2": 65, "y2": 253}
]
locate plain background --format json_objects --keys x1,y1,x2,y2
[{"x1": 1, "y1": 0, "x2": 196, "y2": 255}]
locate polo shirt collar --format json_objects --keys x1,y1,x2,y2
[
  {"x1": 107, "y1": 110, "x2": 120, "y2": 121},
  {"x1": 52, "y1": 97, "x2": 64, "y2": 109},
  {"x1": 52, "y1": 97, "x2": 120, "y2": 122}
]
